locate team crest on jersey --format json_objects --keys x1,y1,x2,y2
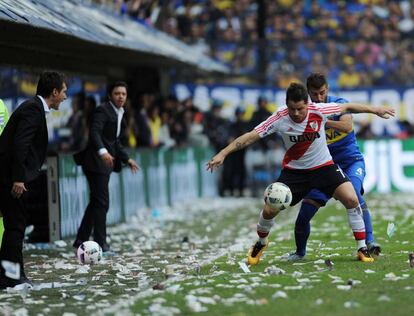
[{"x1": 309, "y1": 120, "x2": 319, "y2": 131}]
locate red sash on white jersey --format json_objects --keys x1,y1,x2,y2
[{"x1": 254, "y1": 102, "x2": 342, "y2": 170}]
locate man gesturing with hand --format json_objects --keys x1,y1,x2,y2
[{"x1": 73, "y1": 81, "x2": 139, "y2": 253}]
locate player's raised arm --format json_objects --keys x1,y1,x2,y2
[
  {"x1": 206, "y1": 130, "x2": 260, "y2": 172},
  {"x1": 339, "y1": 103, "x2": 395, "y2": 119}
]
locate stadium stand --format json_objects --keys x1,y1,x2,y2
[{"x1": 90, "y1": 0, "x2": 414, "y2": 88}]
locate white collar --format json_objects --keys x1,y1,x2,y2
[
  {"x1": 110, "y1": 101, "x2": 124, "y2": 115},
  {"x1": 37, "y1": 95, "x2": 50, "y2": 114}
]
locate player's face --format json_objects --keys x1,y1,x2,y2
[
  {"x1": 110, "y1": 86, "x2": 127, "y2": 108},
  {"x1": 308, "y1": 84, "x2": 328, "y2": 103},
  {"x1": 287, "y1": 100, "x2": 308, "y2": 123}
]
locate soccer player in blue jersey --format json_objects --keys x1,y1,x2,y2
[{"x1": 288, "y1": 73, "x2": 381, "y2": 261}]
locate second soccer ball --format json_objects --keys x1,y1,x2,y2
[{"x1": 77, "y1": 241, "x2": 103, "y2": 264}]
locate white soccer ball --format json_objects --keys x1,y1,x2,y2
[
  {"x1": 77, "y1": 241, "x2": 103, "y2": 264},
  {"x1": 264, "y1": 182, "x2": 292, "y2": 210}
]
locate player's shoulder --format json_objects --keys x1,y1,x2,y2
[
  {"x1": 272, "y1": 105, "x2": 289, "y2": 117},
  {"x1": 307, "y1": 102, "x2": 326, "y2": 111},
  {"x1": 327, "y1": 95, "x2": 348, "y2": 104}
]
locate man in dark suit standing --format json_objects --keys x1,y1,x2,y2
[
  {"x1": 0, "y1": 71, "x2": 67, "y2": 289},
  {"x1": 73, "y1": 81, "x2": 139, "y2": 253}
]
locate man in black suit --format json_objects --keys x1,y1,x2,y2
[
  {"x1": 0, "y1": 71, "x2": 67, "y2": 289},
  {"x1": 73, "y1": 81, "x2": 139, "y2": 253}
]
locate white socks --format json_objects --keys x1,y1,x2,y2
[
  {"x1": 347, "y1": 205, "x2": 366, "y2": 249},
  {"x1": 257, "y1": 211, "x2": 275, "y2": 245}
]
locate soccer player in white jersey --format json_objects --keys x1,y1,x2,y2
[{"x1": 207, "y1": 83, "x2": 395, "y2": 264}]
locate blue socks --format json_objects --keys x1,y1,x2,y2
[
  {"x1": 361, "y1": 202, "x2": 374, "y2": 244},
  {"x1": 294, "y1": 202, "x2": 319, "y2": 256}
]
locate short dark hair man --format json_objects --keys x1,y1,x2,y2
[
  {"x1": 0, "y1": 71, "x2": 67, "y2": 289},
  {"x1": 207, "y1": 82, "x2": 395, "y2": 265},
  {"x1": 73, "y1": 81, "x2": 139, "y2": 253},
  {"x1": 288, "y1": 73, "x2": 381, "y2": 261}
]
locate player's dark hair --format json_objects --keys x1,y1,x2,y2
[
  {"x1": 286, "y1": 83, "x2": 308, "y2": 104},
  {"x1": 306, "y1": 73, "x2": 328, "y2": 91},
  {"x1": 107, "y1": 81, "x2": 128, "y2": 96},
  {"x1": 36, "y1": 71, "x2": 66, "y2": 97}
]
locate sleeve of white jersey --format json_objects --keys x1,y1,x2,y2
[
  {"x1": 313, "y1": 102, "x2": 342, "y2": 118},
  {"x1": 254, "y1": 108, "x2": 284, "y2": 138}
]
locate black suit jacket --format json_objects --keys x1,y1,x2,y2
[
  {"x1": 74, "y1": 102, "x2": 129, "y2": 175},
  {"x1": 0, "y1": 96, "x2": 48, "y2": 186}
]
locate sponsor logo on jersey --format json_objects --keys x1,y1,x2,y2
[
  {"x1": 289, "y1": 132, "x2": 321, "y2": 143},
  {"x1": 326, "y1": 128, "x2": 348, "y2": 144}
]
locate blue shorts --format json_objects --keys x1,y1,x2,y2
[{"x1": 304, "y1": 160, "x2": 366, "y2": 206}]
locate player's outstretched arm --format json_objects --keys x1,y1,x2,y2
[
  {"x1": 340, "y1": 103, "x2": 395, "y2": 119},
  {"x1": 206, "y1": 130, "x2": 260, "y2": 172}
]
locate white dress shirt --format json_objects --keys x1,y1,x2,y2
[
  {"x1": 98, "y1": 102, "x2": 125, "y2": 156},
  {"x1": 37, "y1": 95, "x2": 50, "y2": 116}
]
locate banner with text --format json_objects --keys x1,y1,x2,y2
[
  {"x1": 173, "y1": 83, "x2": 413, "y2": 136},
  {"x1": 360, "y1": 139, "x2": 414, "y2": 193}
]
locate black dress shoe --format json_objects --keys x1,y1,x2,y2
[{"x1": 0, "y1": 275, "x2": 23, "y2": 290}]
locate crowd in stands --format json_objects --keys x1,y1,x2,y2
[{"x1": 88, "y1": 0, "x2": 414, "y2": 88}]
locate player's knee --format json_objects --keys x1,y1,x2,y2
[
  {"x1": 263, "y1": 204, "x2": 280, "y2": 218},
  {"x1": 342, "y1": 194, "x2": 359, "y2": 209}
]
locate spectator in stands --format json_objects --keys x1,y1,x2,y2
[
  {"x1": 204, "y1": 99, "x2": 230, "y2": 152},
  {"x1": 222, "y1": 106, "x2": 249, "y2": 196},
  {"x1": 0, "y1": 71, "x2": 67, "y2": 289},
  {"x1": 337, "y1": 60, "x2": 361, "y2": 89},
  {"x1": 250, "y1": 96, "x2": 273, "y2": 151},
  {"x1": 124, "y1": 100, "x2": 138, "y2": 148},
  {"x1": 148, "y1": 104, "x2": 162, "y2": 147},
  {"x1": 183, "y1": 107, "x2": 209, "y2": 147},
  {"x1": 84, "y1": 95, "x2": 97, "y2": 131},
  {"x1": 134, "y1": 94, "x2": 152, "y2": 147},
  {"x1": 158, "y1": 110, "x2": 176, "y2": 148},
  {"x1": 62, "y1": 92, "x2": 87, "y2": 152},
  {"x1": 73, "y1": 81, "x2": 139, "y2": 253}
]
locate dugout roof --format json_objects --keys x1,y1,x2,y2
[{"x1": 0, "y1": 0, "x2": 228, "y2": 75}]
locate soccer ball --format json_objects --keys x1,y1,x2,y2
[
  {"x1": 77, "y1": 241, "x2": 103, "y2": 264},
  {"x1": 264, "y1": 182, "x2": 292, "y2": 210}
]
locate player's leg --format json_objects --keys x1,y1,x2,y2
[
  {"x1": 290, "y1": 190, "x2": 328, "y2": 260},
  {"x1": 344, "y1": 161, "x2": 381, "y2": 255},
  {"x1": 248, "y1": 169, "x2": 307, "y2": 266},
  {"x1": 332, "y1": 182, "x2": 373, "y2": 262},
  {"x1": 247, "y1": 202, "x2": 280, "y2": 266},
  {"x1": 316, "y1": 165, "x2": 373, "y2": 262}
]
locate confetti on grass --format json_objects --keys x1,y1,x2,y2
[{"x1": 387, "y1": 222, "x2": 396, "y2": 238}]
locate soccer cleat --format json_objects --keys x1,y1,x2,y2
[
  {"x1": 247, "y1": 239, "x2": 269, "y2": 266},
  {"x1": 287, "y1": 252, "x2": 305, "y2": 262},
  {"x1": 367, "y1": 242, "x2": 382, "y2": 256},
  {"x1": 357, "y1": 247, "x2": 374, "y2": 262}
]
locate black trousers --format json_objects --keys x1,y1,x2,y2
[
  {"x1": 75, "y1": 171, "x2": 110, "y2": 247},
  {"x1": 0, "y1": 185, "x2": 29, "y2": 279}
]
